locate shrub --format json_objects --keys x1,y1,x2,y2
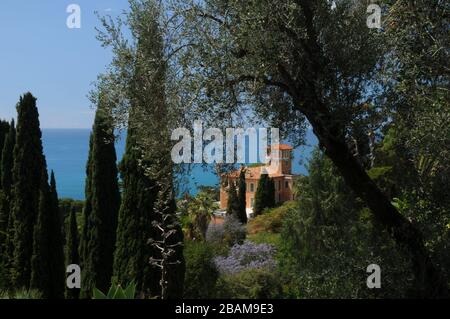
[
  {"x1": 0, "y1": 289, "x2": 42, "y2": 299},
  {"x1": 247, "y1": 201, "x2": 297, "y2": 235},
  {"x1": 92, "y1": 282, "x2": 136, "y2": 299},
  {"x1": 183, "y1": 241, "x2": 219, "y2": 299},
  {"x1": 206, "y1": 215, "x2": 246, "y2": 247},
  {"x1": 214, "y1": 241, "x2": 277, "y2": 275},
  {"x1": 217, "y1": 269, "x2": 283, "y2": 299},
  {"x1": 223, "y1": 216, "x2": 246, "y2": 246},
  {"x1": 247, "y1": 232, "x2": 281, "y2": 247},
  {"x1": 206, "y1": 222, "x2": 225, "y2": 242}
]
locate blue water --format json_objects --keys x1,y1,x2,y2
[{"x1": 42, "y1": 129, "x2": 317, "y2": 200}]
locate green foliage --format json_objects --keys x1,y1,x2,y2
[
  {"x1": 197, "y1": 186, "x2": 220, "y2": 201},
  {"x1": 183, "y1": 241, "x2": 219, "y2": 299},
  {"x1": 0, "y1": 289, "x2": 42, "y2": 300},
  {"x1": 279, "y1": 149, "x2": 413, "y2": 298},
  {"x1": 0, "y1": 120, "x2": 15, "y2": 289},
  {"x1": 184, "y1": 191, "x2": 218, "y2": 240},
  {"x1": 80, "y1": 104, "x2": 120, "y2": 297},
  {"x1": 0, "y1": 120, "x2": 14, "y2": 193},
  {"x1": 0, "y1": 120, "x2": 10, "y2": 170},
  {"x1": 237, "y1": 170, "x2": 247, "y2": 224},
  {"x1": 30, "y1": 171, "x2": 52, "y2": 297},
  {"x1": 113, "y1": 128, "x2": 160, "y2": 297},
  {"x1": 226, "y1": 181, "x2": 240, "y2": 218},
  {"x1": 223, "y1": 216, "x2": 246, "y2": 247},
  {"x1": 11, "y1": 93, "x2": 46, "y2": 288},
  {"x1": 206, "y1": 215, "x2": 247, "y2": 248},
  {"x1": 372, "y1": 125, "x2": 450, "y2": 288},
  {"x1": 30, "y1": 171, "x2": 65, "y2": 299},
  {"x1": 247, "y1": 232, "x2": 281, "y2": 247},
  {"x1": 96, "y1": 0, "x2": 185, "y2": 299},
  {"x1": 59, "y1": 198, "x2": 84, "y2": 217},
  {"x1": 217, "y1": 269, "x2": 283, "y2": 299},
  {"x1": 93, "y1": 281, "x2": 136, "y2": 299},
  {"x1": 253, "y1": 174, "x2": 275, "y2": 216},
  {"x1": 248, "y1": 201, "x2": 296, "y2": 235},
  {"x1": 48, "y1": 172, "x2": 65, "y2": 298},
  {"x1": 381, "y1": 2, "x2": 450, "y2": 287},
  {"x1": 167, "y1": 0, "x2": 448, "y2": 296},
  {"x1": 65, "y1": 207, "x2": 80, "y2": 299}
]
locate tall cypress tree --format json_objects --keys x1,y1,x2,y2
[
  {"x1": 66, "y1": 206, "x2": 80, "y2": 299},
  {"x1": 0, "y1": 120, "x2": 10, "y2": 171},
  {"x1": 11, "y1": 93, "x2": 46, "y2": 288},
  {"x1": 237, "y1": 170, "x2": 248, "y2": 224},
  {"x1": 79, "y1": 135, "x2": 93, "y2": 293},
  {"x1": 254, "y1": 174, "x2": 275, "y2": 216},
  {"x1": 48, "y1": 171, "x2": 65, "y2": 298},
  {"x1": 80, "y1": 103, "x2": 120, "y2": 297},
  {"x1": 102, "y1": 0, "x2": 185, "y2": 298},
  {"x1": 1, "y1": 120, "x2": 15, "y2": 194},
  {"x1": 268, "y1": 178, "x2": 275, "y2": 208},
  {"x1": 0, "y1": 120, "x2": 15, "y2": 288},
  {"x1": 113, "y1": 126, "x2": 159, "y2": 296},
  {"x1": 30, "y1": 170, "x2": 65, "y2": 299},
  {"x1": 226, "y1": 181, "x2": 240, "y2": 218},
  {"x1": 30, "y1": 170, "x2": 52, "y2": 297}
]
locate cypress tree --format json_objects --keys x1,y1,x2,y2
[
  {"x1": 48, "y1": 171, "x2": 65, "y2": 298},
  {"x1": 30, "y1": 170, "x2": 65, "y2": 299},
  {"x1": 30, "y1": 170, "x2": 52, "y2": 297},
  {"x1": 80, "y1": 103, "x2": 120, "y2": 297},
  {"x1": 254, "y1": 175, "x2": 266, "y2": 216},
  {"x1": 226, "y1": 181, "x2": 240, "y2": 218},
  {"x1": 267, "y1": 178, "x2": 275, "y2": 208},
  {"x1": 0, "y1": 121, "x2": 16, "y2": 288},
  {"x1": 0, "y1": 120, "x2": 10, "y2": 170},
  {"x1": 104, "y1": 0, "x2": 185, "y2": 298},
  {"x1": 66, "y1": 207, "x2": 80, "y2": 299},
  {"x1": 237, "y1": 170, "x2": 248, "y2": 224},
  {"x1": 254, "y1": 174, "x2": 275, "y2": 216},
  {"x1": 79, "y1": 134, "x2": 93, "y2": 292},
  {"x1": 113, "y1": 126, "x2": 159, "y2": 296},
  {"x1": 1, "y1": 120, "x2": 15, "y2": 194},
  {"x1": 11, "y1": 93, "x2": 46, "y2": 288}
]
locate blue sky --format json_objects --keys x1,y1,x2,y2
[{"x1": 0, "y1": 1, "x2": 129, "y2": 128}]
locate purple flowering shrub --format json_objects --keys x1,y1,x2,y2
[
  {"x1": 214, "y1": 240, "x2": 277, "y2": 275},
  {"x1": 206, "y1": 215, "x2": 246, "y2": 247}
]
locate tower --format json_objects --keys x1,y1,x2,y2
[{"x1": 266, "y1": 144, "x2": 293, "y2": 175}]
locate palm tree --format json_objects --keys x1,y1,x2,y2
[{"x1": 187, "y1": 191, "x2": 219, "y2": 240}]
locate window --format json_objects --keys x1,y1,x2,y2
[
  {"x1": 251, "y1": 197, "x2": 255, "y2": 207},
  {"x1": 278, "y1": 180, "x2": 281, "y2": 190},
  {"x1": 250, "y1": 183, "x2": 254, "y2": 192},
  {"x1": 285, "y1": 181, "x2": 289, "y2": 189}
]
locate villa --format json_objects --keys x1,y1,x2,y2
[{"x1": 219, "y1": 144, "x2": 297, "y2": 218}]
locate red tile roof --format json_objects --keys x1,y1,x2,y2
[{"x1": 222, "y1": 166, "x2": 294, "y2": 180}]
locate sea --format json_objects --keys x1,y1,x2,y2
[{"x1": 42, "y1": 129, "x2": 317, "y2": 200}]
